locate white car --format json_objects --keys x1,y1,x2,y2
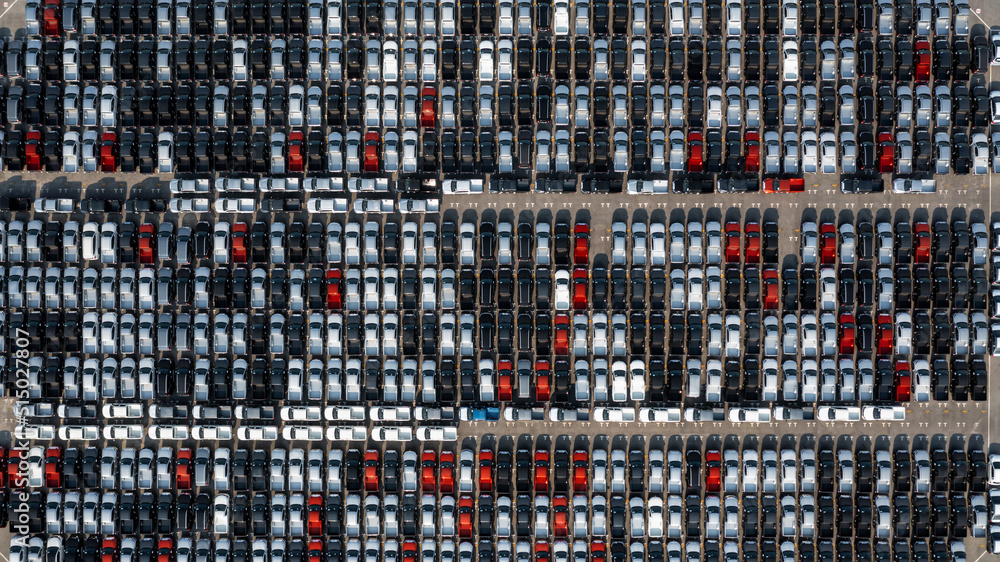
[
  {"x1": 63, "y1": 131, "x2": 81, "y2": 172},
  {"x1": 896, "y1": 312, "x2": 913, "y2": 355},
  {"x1": 817, "y1": 406, "x2": 861, "y2": 421},
  {"x1": 63, "y1": 40, "x2": 80, "y2": 80},
  {"x1": 973, "y1": 132, "x2": 990, "y2": 174},
  {"x1": 782, "y1": 40, "x2": 798, "y2": 80},
  {"x1": 724, "y1": 315, "x2": 741, "y2": 357},
  {"x1": 840, "y1": 131, "x2": 857, "y2": 174},
  {"x1": 781, "y1": 0, "x2": 797, "y2": 35},
  {"x1": 668, "y1": 0, "x2": 683, "y2": 34},
  {"x1": 632, "y1": 223, "x2": 647, "y2": 265},
  {"x1": 726, "y1": 0, "x2": 741, "y2": 35},
  {"x1": 478, "y1": 40, "x2": 494, "y2": 81},
  {"x1": 706, "y1": 86, "x2": 723, "y2": 128},
  {"x1": 630, "y1": 39, "x2": 646, "y2": 81},
  {"x1": 157, "y1": 131, "x2": 173, "y2": 173},
  {"x1": 554, "y1": 269, "x2": 571, "y2": 310},
  {"x1": 801, "y1": 131, "x2": 818, "y2": 173}
]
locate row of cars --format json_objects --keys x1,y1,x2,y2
[
  {"x1": 7, "y1": 42, "x2": 996, "y2": 132},
  {"x1": 11, "y1": 31, "x2": 995, "y2": 86},
  {"x1": 10, "y1": 443, "x2": 1000, "y2": 542},
  {"x1": 7, "y1": 534, "x2": 985, "y2": 562},
  {"x1": 0, "y1": 214, "x2": 992, "y2": 273},
  {"x1": 9, "y1": 259, "x2": 990, "y2": 316},
  {"x1": 25, "y1": 0, "x2": 987, "y2": 41},
  {"x1": 3, "y1": 76, "x2": 998, "y2": 176},
  {"x1": 4, "y1": 265, "x2": 995, "y2": 348},
  {"x1": 327, "y1": 81, "x2": 999, "y2": 134},
  {"x1": 4, "y1": 216, "x2": 992, "y2": 267},
  {"x1": 0, "y1": 218, "x2": 596, "y2": 266},
  {"x1": 0, "y1": 256, "x2": 996, "y2": 322},
  {"x1": 18, "y1": 441, "x2": 1000, "y2": 496},
  {"x1": 6, "y1": 124, "x2": 1000, "y2": 176},
  {"x1": 8, "y1": 320, "x2": 991, "y2": 400},
  {"x1": 18, "y1": 78, "x2": 1000, "y2": 134},
  {"x1": 15, "y1": 344, "x2": 986, "y2": 404},
  {"x1": 27, "y1": 487, "x2": 1000, "y2": 539},
  {"x1": 799, "y1": 219, "x2": 990, "y2": 267}
]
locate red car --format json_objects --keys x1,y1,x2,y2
[
  {"x1": 458, "y1": 496, "x2": 475, "y2": 537},
  {"x1": 876, "y1": 314, "x2": 893, "y2": 355},
  {"x1": 744, "y1": 222, "x2": 761, "y2": 262},
  {"x1": 25, "y1": 130, "x2": 42, "y2": 171},
  {"x1": 592, "y1": 542, "x2": 606, "y2": 562},
  {"x1": 176, "y1": 448, "x2": 192, "y2": 489},
  {"x1": 326, "y1": 270, "x2": 343, "y2": 309},
  {"x1": 573, "y1": 223, "x2": 589, "y2": 265},
  {"x1": 101, "y1": 539, "x2": 116, "y2": 562},
  {"x1": 914, "y1": 222, "x2": 930, "y2": 262},
  {"x1": 157, "y1": 539, "x2": 173, "y2": 562},
  {"x1": 552, "y1": 495, "x2": 569, "y2": 536},
  {"x1": 100, "y1": 132, "x2": 117, "y2": 172},
  {"x1": 877, "y1": 132, "x2": 894, "y2": 173},
  {"x1": 308, "y1": 540, "x2": 324, "y2": 562},
  {"x1": 364, "y1": 450, "x2": 380, "y2": 492},
  {"x1": 688, "y1": 131, "x2": 704, "y2": 172},
  {"x1": 534, "y1": 450, "x2": 550, "y2": 492},
  {"x1": 288, "y1": 131, "x2": 305, "y2": 172},
  {"x1": 839, "y1": 313, "x2": 855, "y2": 355},
  {"x1": 554, "y1": 314, "x2": 570, "y2": 356},
  {"x1": 0, "y1": 448, "x2": 6, "y2": 488},
  {"x1": 572, "y1": 268, "x2": 588, "y2": 310},
  {"x1": 138, "y1": 223, "x2": 155, "y2": 264},
  {"x1": 535, "y1": 542, "x2": 550, "y2": 562},
  {"x1": 762, "y1": 268, "x2": 779, "y2": 309},
  {"x1": 535, "y1": 360, "x2": 551, "y2": 401},
  {"x1": 307, "y1": 495, "x2": 323, "y2": 535},
  {"x1": 421, "y1": 86, "x2": 436, "y2": 128},
  {"x1": 402, "y1": 542, "x2": 417, "y2": 562},
  {"x1": 915, "y1": 40, "x2": 931, "y2": 83},
  {"x1": 895, "y1": 361, "x2": 911, "y2": 402},
  {"x1": 232, "y1": 223, "x2": 248, "y2": 263},
  {"x1": 439, "y1": 451, "x2": 455, "y2": 493},
  {"x1": 42, "y1": 0, "x2": 60, "y2": 35},
  {"x1": 819, "y1": 223, "x2": 837, "y2": 264},
  {"x1": 705, "y1": 450, "x2": 721, "y2": 493},
  {"x1": 421, "y1": 451, "x2": 436, "y2": 492},
  {"x1": 745, "y1": 132, "x2": 760, "y2": 172},
  {"x1": 762, "y1": 178, "x2": 804, "y2": 193},
  {"x1": 724, "y1": 222, "x2": 741, "y2": 263},
  {"x1": 363, "y1": 131, "x2": 379, "y2": 172},
  {"x1": 7, "y1": 452, "x2": 21, "y2": 488},
  {"x1": 45, "y1": 446, "x2": 61, "y2": 488},
  {"x1": 572, "y1": 451, "x2": 588, "y2": 492},
  {"x1": 497, "y1": 360, "x2": 513, "y2": 401},
  {"x1": 479, "y1": 449, "x2": 494, "y2": 492}
]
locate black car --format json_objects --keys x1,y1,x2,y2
[
  {"x1": 953, "y1": 131, "x2": 972, "y2": 174},
  {"x1": 687, "y1": 38, "x2": 703, "y2": 80},
  {"x1": 858, "y1": 36, "x2": 876, "y2": 76},
  {"x1": 972, "y1": 34, "x2": 990, "y2": 73},
  {"x1": 953, "y1": 83, "x2": 971, "y2": 127},
  {"x1": 896, "y1": 37, "x2": 913, "y2": 80}
]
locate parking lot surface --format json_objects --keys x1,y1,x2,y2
[{"x1": 7, "y1": 0, "x2": 1000, "y2": 558}]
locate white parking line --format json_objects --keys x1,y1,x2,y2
[{"x1": 0, "y1": 0, "x2": 19, "y2": 21}]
